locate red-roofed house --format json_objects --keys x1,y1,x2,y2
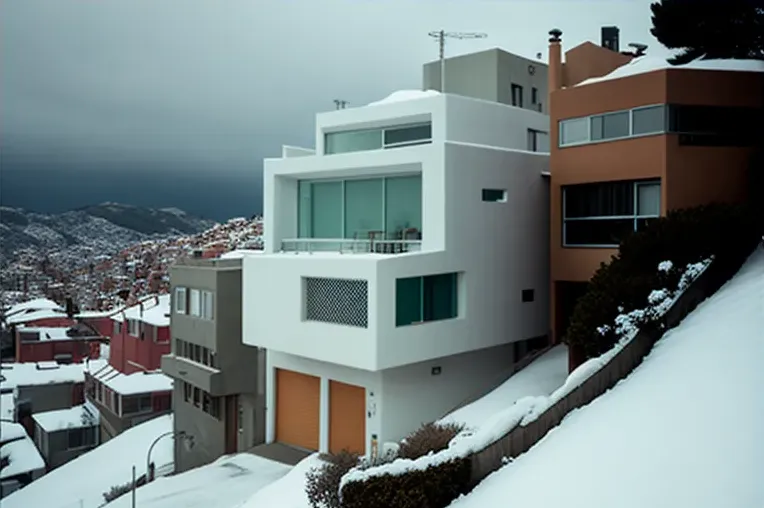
[{"x1": 83, "y1": 295, "x2": 173, "y2": 441}]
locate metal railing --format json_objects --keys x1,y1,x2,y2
[{"x1": 280, "y1": 238, "x2": 422, "y2": 254}]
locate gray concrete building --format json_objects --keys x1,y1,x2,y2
[
  {"x1": 162, "y1": 257, "x2": 265, "y2": 473},
  {"x1": 423, "y1": 48, "x2": 549, "y2": 115}
]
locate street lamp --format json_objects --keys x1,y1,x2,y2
[{"x1": 146, "y1": 430, "x2": 194, "y2": 483}]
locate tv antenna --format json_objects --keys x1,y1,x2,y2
[
  {"x1": 333, "y1": 99, "x2": 348, "y2": 110},
  {"x1": 428, "y1": 30, "x2": 487, "y2": 92}
]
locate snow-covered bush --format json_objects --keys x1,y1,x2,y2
[
  {"x1": 397, "y1": 422, "x2": 465, "y2": 460},
  {"x1": 565, "y1": 202, "x2": 758, "y2": 361}
]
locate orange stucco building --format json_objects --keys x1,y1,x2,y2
[{"x1": 546, "y1": 29, "x2": 763, "y2": 369}]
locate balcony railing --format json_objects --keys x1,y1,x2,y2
[{"x1": 281, "y1": 237, "x2": 422, "y2": 254}]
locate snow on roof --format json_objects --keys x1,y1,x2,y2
[
  {"x1": 578, "y1": 56, "x2": 764, "y2": 86},
  {"x1": 366, "y1": 89, "x2": 441, "y2": 107},
  {"x1": 17, "y1": 326, "x2": 99, "y2": 341},
  {"x1": 0, "y1": 360, "x2": 105, "y2": 390},
  {"x1": 5, "y1": 298, "x2": 63, "y2": 317},
  {"x1": 90, "y1": 363, "x2": 172, "y2": 395},
  {"x1": 440, "y1": 346, "x2": 568, "y2": 429},
  {"x1": 450, "y1": 249, "x2": 764, "y2": 508},
  {"x1": 219, "y1": 249, "x2": 264, "y2": 260},
  {"x1": 6, "y1": 308, "x2": 68, "y2": 325},
  {"x1": 241, "y1": 454, "x2": 323, "y2": 508},
  {"x1": 2, "y1": 414, "x2": 174, "y2": 508},
  {"x1": 76, "y1": 307, "x2": 125, "y2": 319},
  {"x1": 1, "y1": 392, "x2": 14, "y2": 421},
  {"x1": 111, "y1": 294, "x2": 170, "y2": 327},
  {"x1": 102, "y1": 453, "x2": 290, "y2": 508},
  {"x1": 33, "y1": 404, "x2": 99, "y2": 433},
  {"x1": 0, "y1": 422, "x2": 46, "y2": 480}
]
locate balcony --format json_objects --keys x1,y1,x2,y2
[
  {"x1": 281, "y1": 232, "x2": 422, "y2": 255},
  {"x1": 162, "y1": 354, "x2": 257, "y2": 396}
]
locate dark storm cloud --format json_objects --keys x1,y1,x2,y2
[{"x1": 1, "y1": 0, "x2": 667, "y2": 219}]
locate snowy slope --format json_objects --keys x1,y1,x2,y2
[
  {"x1": 2, "y1": 414, "x2": 174, "y2": 508},
  {"x1": 103, "y1": 453, "x2": 289, "y2": 508},
  {"x1": 450, "y1": 249, "x2": 764, "y2": 508},
  {"x1": 440, "y1": 346, "x2": 568, "y2": 429}
]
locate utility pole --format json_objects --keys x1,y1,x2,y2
[
  {"x1": 131, "y1": 465, "x2": 136, "y2": 508},
  {"x1": 333, "y1": 99, "x2": 348, "y2": 110},
  {"x1": 427, "y1": 30, "x2": 487, "y2": 93}
]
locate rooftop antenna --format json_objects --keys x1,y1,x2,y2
[
  {"x1": 333, "y1": 99, "x2": 348, "y2": 110},
  {"x1": 428, "y1": 30, "x2": 487, "y2": 93}
]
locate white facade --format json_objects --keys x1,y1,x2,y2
[{"x1": 242, "y1": 91, "x2": 551, "y2": 453}]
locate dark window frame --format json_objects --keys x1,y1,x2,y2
[{"x1": 562, "y1": 179, "x2": 661, "y2": 248}]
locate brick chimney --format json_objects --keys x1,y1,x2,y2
[{"x1": 548, "y1": 28, "x2": 563, "y2": 93}]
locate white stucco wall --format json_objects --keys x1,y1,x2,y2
[
  {"x1": 243, "y1": 93, "x2": 550, "y2": 371},
  {"x1": 379, "y1": 342, "x2": 515, "y2": 444}
]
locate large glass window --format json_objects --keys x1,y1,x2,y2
[
  {"x1": 325, "y1": 129, "x2": 382, "y2": 154},
  {"x1": 632, "y1": 105, "x2": 666, "y2": 135},
  {"x1": 324, "y1": 122, "x2": 432, "y2": 155},
  {"x1": 591, "y1": 111, "x2": 630, "y2": 141},
  {"x1": 563, "y1": 180, "x2": 661, "y2": 247},
  {"x1": 310, "y1": 181, "x2": 343, "y2": 238},
  {"x1": 396, "y1": 272, "x2": 458, "y2": 327},
  {"x1": 559, "y1": 117, "x2": 589, "y2": 145},
  {"x1": 344, "y1": 178, "x2": 384, "y2": 238},
  {"x1": 297, "y1": 175, "x2": 422, "y2": 241},
  {"x1": 385, "y1": 175, "x2": 422, "y2": 233}
]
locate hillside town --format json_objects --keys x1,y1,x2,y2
[
  {"x1": 1, "y1": 2, "x2": 763, "y2": 508},
  {"x1": 0, "y1": 217, "x2": 263, "y2": 314}
]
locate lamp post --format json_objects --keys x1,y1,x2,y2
[{"x1": 146, "y1": 430, "x2": 193, "y2": 483}]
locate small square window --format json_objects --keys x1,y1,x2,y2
[
  {"x1": 482, "y1": 189, "x2": 507, "y2": 202},
  {"x1": 522, "y1": 289, "x2": 535, "y2": 303}
]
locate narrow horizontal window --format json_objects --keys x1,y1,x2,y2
[{"x1": 482, "y1": 189, "x2": 507, "y2": 202}]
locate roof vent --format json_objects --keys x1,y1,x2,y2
[
  {"x1": 621, "y1": 42, "x2": 648, "y2": 58},
  {"x1": 548, "y1": 28, "x2": 562, "y2": 43}
]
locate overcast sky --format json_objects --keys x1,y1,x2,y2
[{"x1": 0, "y1": 0, "x2": 670, "y2": 218}]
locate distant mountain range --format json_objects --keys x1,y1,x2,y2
[{"x1": 0, "y1": 203, "x2": 217, "y2": 263}]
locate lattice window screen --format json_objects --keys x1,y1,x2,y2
[{"x1": 304, "y1": 277, "x2": 369, "y2": 328}]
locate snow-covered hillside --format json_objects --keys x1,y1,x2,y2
[
  {"x1": 0, "y1": 203, "x2": 216, "y2": 263},
  {"x1": 2, "y1": 414, "x2": 174, "y2": 508},
  {"x1": 449, "y1": 249, "x2": 764, "y2": 508}
]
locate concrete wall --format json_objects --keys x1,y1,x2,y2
[
  {"x1": 39, "y1": 425, "x2": 97, "y2": 470},
  {"x1": 172, "y1": 383, "x2": 225, "y2": 473},
  {"x1": 379, "y1": 343, "x2": 514, "y2": 442},
  {"x1": 244, "y1": 94, "x2": 550, "y2": 371},
  {"x1": 16, "y1": 382, "x2": 77, "y2": 415},
  {"x1": 423, "y1": 49, "x2": 549, "y2": 114}
]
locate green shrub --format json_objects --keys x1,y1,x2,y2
[
  {"x1": 340, "y1": 457, "x2": 472, "y2": 508},
  {"x1": 398, "y1": 422, "x2": 465, "y2": 460},
  {"x1": 565, "y1": 202, "x2": 760, "y2": 359}
]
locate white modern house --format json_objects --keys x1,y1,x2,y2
[{"x1": 241, "y1": 89, "x2": 551, "y2": 456}]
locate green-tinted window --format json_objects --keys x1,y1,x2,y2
[
  {"x1": 395, "y1": 272, "x2": 458, "y2": 327},
  {"x1": 311, "y1": 181, "x2": 343, "y2": 238},
  {"x1": 384, "y1": 124, "x2": 432, "y2": 147},
  {"x1": 344, "y1": 178, "x2": 384, "y2": 238},
  {"x1": 385, "y1": 175, "x2": 422, "y2": 234},
  {"x1": 423, "y1": 273, "x2": 458, "y2": 321},
  {"x1": 325, "y1": 129, "x2": 382, "y2": 154},
  {"x1": 297, "y1": 180, "x2": 312, "y2": 237},
  {"x1": 396, "y1": 277, "x2": 422, "y2": 326}
]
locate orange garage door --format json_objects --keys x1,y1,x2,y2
[
  {"x1": 329, "y1": 380, "x2": 366, "y2": 455},
  {"x1": 276, "y1": 369, "x2": 320, "y2": 451}
]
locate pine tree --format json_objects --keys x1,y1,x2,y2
[{"x1": 650, "y1": 0, "x2": 764, "y2": 64}]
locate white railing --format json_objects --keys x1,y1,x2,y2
[{"x1": 280, "y1": 238, "x2": 422, "y2": 254}]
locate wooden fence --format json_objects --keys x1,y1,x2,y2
[{"x1": 469, "y1": 252, "x2": 748, "y2": 485}]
